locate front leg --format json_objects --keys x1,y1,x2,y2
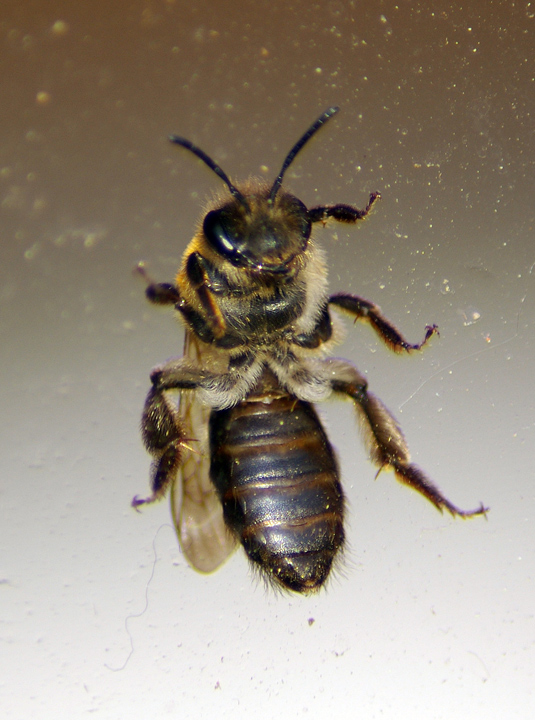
[
  {"x1": 329, "y1": 293, "x2": 438, "y2": 353},
  {"x1": 136, "y1": 259, "x2": 227, "y2": 342},
  {"x1": 325, "y1": 358, "x2": 488, "y2": 518},
  {"x1": 135, "y1": 262, "x2": 181, "y2": 305},
  {"x1": 309, "y1": 192, "x2": 381, "y2": 224},
  {"x1": 184, "y1": 252, "x2": 227, "y2": 339}
]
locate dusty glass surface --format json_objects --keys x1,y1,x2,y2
[{"x1": 1, "y1": 1, "x2": 533, "y2": 718}]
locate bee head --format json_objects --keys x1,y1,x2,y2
[
  {"x1": 202, "y1": 191, "x2": 310, "y2": 273},
  {"x1": 169, "y1": 106, "x2": 339, "y2": 273}
]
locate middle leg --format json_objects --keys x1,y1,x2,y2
[{"x1": 329, "y1": 293, "x2": 438, "y2": 353}]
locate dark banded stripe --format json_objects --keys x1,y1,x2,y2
[{"x1": 209, "y1": 393, "x2": 344, "y2": 592}]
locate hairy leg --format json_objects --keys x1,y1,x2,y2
[
  {"x1": 329, "y1": 293, "x2": 438, "y2": 353},
  {"x1": 324, "y1": 358, "x2": 487, "y2": 518}
]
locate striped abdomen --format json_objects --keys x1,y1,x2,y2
[{"x1": 209, "y1": 393, "x2": 344, "y2": 592}]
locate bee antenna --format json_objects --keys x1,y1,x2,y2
[
  {"x1": 269, "y1": 106, "x2": 340, "y2": 203},
  {"x1": 169, "y1": 135, "x2": 250, "y2": 210}
]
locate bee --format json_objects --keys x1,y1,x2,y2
[{"x1": 133, "y1": 107, "x2": 487, "y2": 593}]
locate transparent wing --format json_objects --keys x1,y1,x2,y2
[{"x1": 171, "y1": 331, "x2": 237, "y2": 573}]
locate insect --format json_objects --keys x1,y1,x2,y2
[{"x1": 133, "y1": 107, "x2": 487, "y2": 593}]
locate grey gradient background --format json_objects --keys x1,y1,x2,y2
[{"x1": 1, "y1": 1, "x2": 534, "y2": 718}]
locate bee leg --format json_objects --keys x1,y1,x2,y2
[
  {"x1": 309, "y1": 191, "x2": 381, "y2": 223},
  {"x1": 132, "y1": 386, "x2": 188, "y2": 508},
  {"x1": 149, "y1": 359, "x2": 215, "y2": 393},
  {"x1": 293, "y1": 305, "x2": 333, "y2": 348},
  {"x1": 134, "y1": 263, "x2": 181, "y2": 305},
  {"x1": 184, "y1": 252, "x2": 227, "y2": 339},
  {"x1": 133, "y1": 360, "x2": 223, "y2": 508},
  {"x1": 325, "y1": 358, "x2": 488, "y2": 518},
  {"x1": 149, "y1": 355, "x2": 262, "y2": 409},
  {"x1": 329, "y1": 293, "x2": 438, "y2": 353}
]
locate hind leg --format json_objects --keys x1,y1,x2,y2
[{"x1": 324, "y1": 358, "x2": 488, "y2": 518}]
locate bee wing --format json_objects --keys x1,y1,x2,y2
[{"x1": 171, "y1": 331, "x2": 237, "y2": 573}]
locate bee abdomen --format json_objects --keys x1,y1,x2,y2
[{"x1": 209, "y1": 396, "x2": 344, "y2": 592}]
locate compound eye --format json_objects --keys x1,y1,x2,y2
[{"x1": 203, "y1": 209, "x2": 239, "y2": 261}]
